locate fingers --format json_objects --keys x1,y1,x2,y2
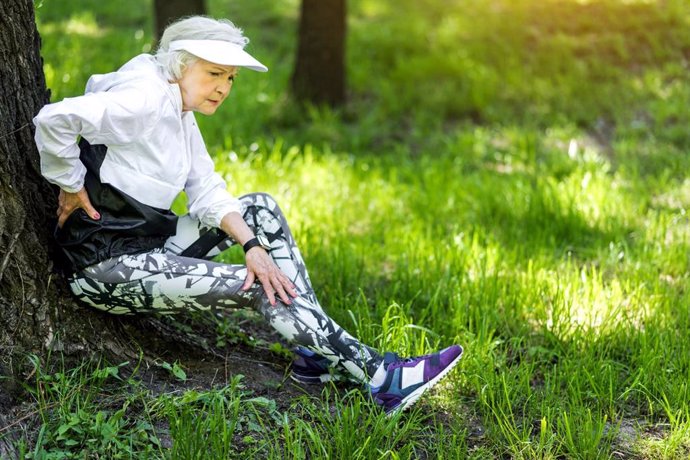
[
  {"x1": 84, "y1": 201, "x2": 101, "y2": 220},
  {"x1": 268, "y1": 271, "x2": 298, "y2": 305},
  {"x1": 55, "y1": 188, "x2": 101, "y2": 228},
  {"x1": 279, "y1": 274, "x2": 299, "y2": 299},
  {"x1": 254, "y1": 271, "x2": 289, "y2": 306},
  {"x1": 244, "y1": 249, "x2": 297, "y2": 306},
  {"x1": 56, "y1": 190, "x2": 66, "y2": 226},
  {"x1": 258, "y1": 273, "x2": 278, "y2": 306},
  {"x1": 77, "y1": 188, "x2": 100, "y2": 220},
  {"x1": 242, "y1": 266, "x2": 290, "y2": 306},
  {"x1": 56, "y1": 198, "x2": 73, "y2": 228},
  {"x1": 271, "y1": 274, "x2": 292, "y2": 305},
  {"x1": 242, "y1": 270, "x2": 256, "y2": 292},
  {"x1": 57, "y1": 211, "x2": 68, "y2": 229}
]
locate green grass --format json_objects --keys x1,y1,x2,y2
[{"x1": 18, "y1": 0, "x2": 690, "y2": 457}]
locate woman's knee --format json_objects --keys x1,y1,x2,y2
[{"x1": 240, "y1": 192, "x2": 281, "y2": 210}]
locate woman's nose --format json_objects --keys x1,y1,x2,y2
[{"x1": 217, "y1": 81, "x2": 232, "y2": 96}]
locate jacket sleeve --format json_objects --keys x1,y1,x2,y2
[
  {"x1": 33, "y1": 85, "x2": 158, "y2": 193},
  {"x1": 184, "y1": 117, "x2": 243, "y2": 228}
]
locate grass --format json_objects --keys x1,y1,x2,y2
[{"x1": 13, "y1": 0, "x2": 690, "y2": 457}]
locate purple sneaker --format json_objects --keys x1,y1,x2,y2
[
  {"x1": 289, "y1": 347, "x2": 339, "y2": 384},
  {"x1": 370, "y1": 345, "x2": 463, "y2": 415}
]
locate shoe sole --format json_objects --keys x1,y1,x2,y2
[
  {"x1": 387, "y1": 346, "x2": 464, "y2": 416},
  {"x1": 290, "y1": 372, "x2": 361, "y2": 385},
  {"x1": 289, "y1": 372, "x2": 337, "y2": 384}
]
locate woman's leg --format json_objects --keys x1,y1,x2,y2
[
  {"x1": 71, "y1": 192, "x2": 463, "y2": 414},
  {"x1": 163, "y1": 193, "x2": 320, "y2": 306},
  {"x1": 72, "y1": 193, "x2": 383, "y2": 380},
  {"x1": 237, "y1": 193, "x2": 385, "y2": 380},
  {"x1": 72, "y1": 251, "x2": 381, "y2": 380},
  {"x1": 71, "y1": 251, "x2": 253, "y2": 314}
]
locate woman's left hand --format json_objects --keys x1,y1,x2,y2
[
  {"x1": 220, "y1": 211, "x2": 297, "y2": 306},
  {"x1": 242, "y1": 247, "x2": 298, "y2": 306}
]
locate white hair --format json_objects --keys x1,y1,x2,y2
[{"x1": 155, "y1": 16, "x2": 250, "y2": 81}]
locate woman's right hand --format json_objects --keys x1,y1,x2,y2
[{"x1": 57, "y1": 187, "x2": 100, "y2": 228}]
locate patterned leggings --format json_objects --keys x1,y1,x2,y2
[{"x1": 69, "y1": 193, "x2": 383, "y2": 380}]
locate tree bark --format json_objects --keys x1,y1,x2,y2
[
  {"x1": 0, "y1": 1, "x2": 63, "y2": 453},
  {"x1": 0, "y1": 0, "x2": 58, "y2": 367},
  {"x1": 0, "y1": 0, "x2": 148, "y2": 397},
  {"x1": 153, "y1": 0, "x2": 207, "y2": 42},
  {"x1": 291, "y1": 0, "x2": 347, "y2": 107}
]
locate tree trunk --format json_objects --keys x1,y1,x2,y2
[
  {"x1": 153, "y1": 0, "x2": 207, "y2": 42},
  {"x1": 0, "y1": 1, "x2": 65, "y2": 453},
  {"x1": 0, "y1": 0, "x2": 154, "y2": 401},
  {"x1": 0, "y1": 0, "x2": 58, "y2": 368},
  {"x1": 291, "y1": 0, "x2": 347, "y2": 107}
]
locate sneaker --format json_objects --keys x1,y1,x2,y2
[
  {"x1": 369, "y1": 345, "x2": 463, "y2": 415},
  {"x1": 289, "y1": 347, "x2": 338, "y2": 384}
]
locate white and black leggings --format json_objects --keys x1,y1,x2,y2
[{"x1": 69, "y1": 193, "x2": 383, "y2": 380}]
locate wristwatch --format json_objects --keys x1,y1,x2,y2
[{"x1": 243, "y1": 234, "x2": 272, "y2": 253}]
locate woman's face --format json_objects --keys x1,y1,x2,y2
[{"x1": 176, "y1": 58, "x2": 238, "y2": 115}]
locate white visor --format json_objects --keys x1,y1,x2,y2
[{"x1": 169, "y1": 39, "x2": 268, "y2": 72}]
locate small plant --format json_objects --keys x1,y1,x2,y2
[
  {"x1": 21, "y1": 355, "x2": 161, "y2": 459},
  {"x1": 557, "y1": 409, "x2": 616, "y2": 460},
  {"x1": 375, "y1": 302, "x2": 438, "y2": 357},
  {"x1": 214, "y1": 310, "x2": 265, "y2": 349},
  {"x1": 157, "y1": 360, "x2": 187, "y2": 382},
  {"x1": 153, "y1": 375, "x2": 282, "y2": 458},
  {"x1": 269, "y1": 387, "x2": 438, "y2": 459}
]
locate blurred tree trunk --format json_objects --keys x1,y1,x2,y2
[
  {"x1": 154, "y1": 0, "x2": 207, "y2": 41},
  {"x1": 291, "y1": 0, "x2": 347, "y2": 107}
]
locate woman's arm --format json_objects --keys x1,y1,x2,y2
[
  {"x1": 34, "y1": 84, "x2": 158, "y2": 225},
  {"x1": 220, "y1": 211, "x2": 297, "y2": 306},
  {"x1": 34, "y1": 87, "x2": 156, "y2": 193},
  {"x1": 183, "y1": 116, "x2": 296, "y2": 305}
]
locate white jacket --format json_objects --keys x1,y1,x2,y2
[{"x1": 33, "y1": 54, "x2": 242, "y2": 229}]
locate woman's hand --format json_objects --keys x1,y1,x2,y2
[
  {"x1": 220, "y1": 211, "x2": 297, "y2": 306},
  {"x1": 242, "y1": 246, "x2": 298, "y2": 306},
  {"x1": 57, "y1": 187, "x2": 100, "y2": 228}
]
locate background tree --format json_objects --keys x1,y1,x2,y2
[
  {"x1": 153, "y1": 0, "x2": 206, "y2": 42},
  {"x1": 291, "y1": 0, "x2": 346, "y2": 107}
]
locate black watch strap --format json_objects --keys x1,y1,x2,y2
[
  {"x1": 242, "y1": 237, "x2": 262, "y2": 253},
  {"x1": 243, "y1": 235, "x2": 271, "y2": 253}
]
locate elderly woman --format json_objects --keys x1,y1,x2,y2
[{"x1": 33, "y1": 16, "x2": 462, "y2": 415}]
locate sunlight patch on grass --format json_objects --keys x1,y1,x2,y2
[{"x1": 546, "y1": 268, "x2": 649, "y2": 337}]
